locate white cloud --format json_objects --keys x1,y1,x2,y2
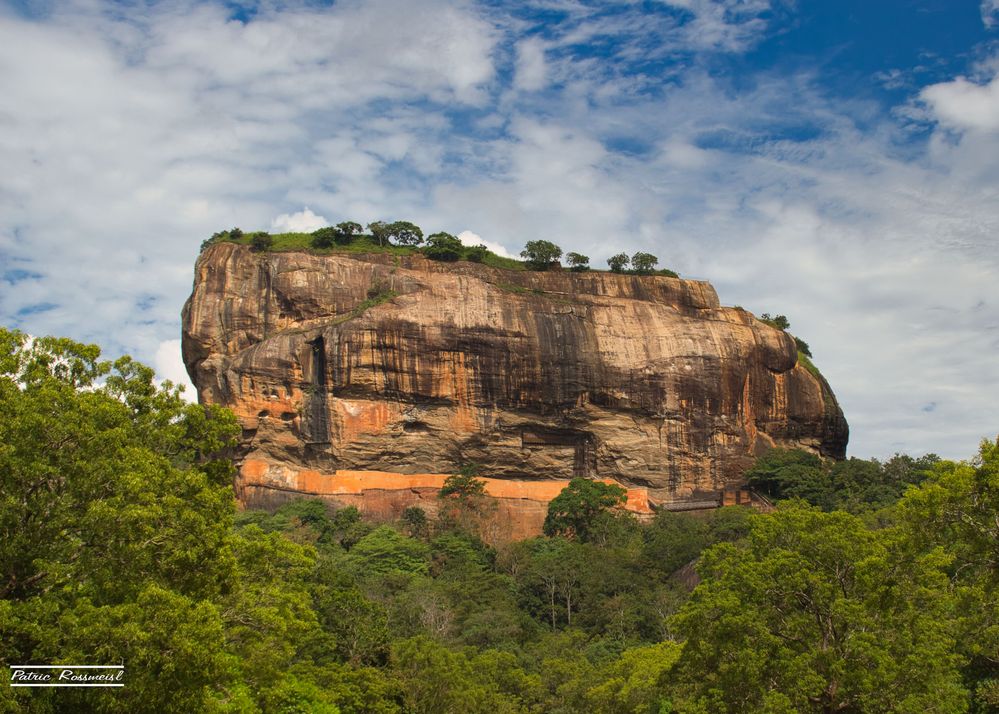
[
  {"x1": 154, "y1": 339, "x2": 196, "y2": 400},
  {"x1": 921, "y1": 72, "x2": 999, "y2": 132},
  {"x1": 271, "y1": 208, "x2": 328, "y2": 233},
  {"x1": 514, "y1": 37, "x2": 547, "y2": 91},
  {"x1": 657, "y1": 0, "x2": 772, "y2": 52},
  {"x1": 983, "y1": 0, "x2": 999, "y2": 28},
  {"x1": 0, "y1": 0, "x2": 497, "y2": 370},
  {"x1": 457, "y1": 230, "x2": 514, "y2": 258}
]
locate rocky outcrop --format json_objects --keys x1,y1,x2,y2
[{"x1": 182, "y1": 243, "x2": 847, "y2": 511}]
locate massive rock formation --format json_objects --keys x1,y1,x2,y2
[{"x1": 182, "y1": 243, "x2": 847, "y2": 514}]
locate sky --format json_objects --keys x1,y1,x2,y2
[{"x1": 1, "y1": 0, "x2": 997, "y2": 460}]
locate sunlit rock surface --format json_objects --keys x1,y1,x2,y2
[{"x1": 182, "y1": 243, "x2": 847, "y2": 516}]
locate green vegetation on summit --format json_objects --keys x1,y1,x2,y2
[{"x1": 200, "y1": 222, "x2": 681, "y2": 277}]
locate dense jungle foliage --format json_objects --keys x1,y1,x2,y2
[{"x1": 2, "y1": 327, "x2": 998, "y2": 712}]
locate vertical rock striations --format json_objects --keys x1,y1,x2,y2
[{"x1": 182, "y1": 243, "x2": 848, "y2": 509}]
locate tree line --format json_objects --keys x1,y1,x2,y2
[
  {"x1": 203, "y1": 223, "x2": 680, "y2": 276},
  {"x1": 3, "y1": 327, "x2": 997, "y2": 712}
]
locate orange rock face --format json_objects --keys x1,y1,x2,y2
[
  {"x1": 182, "y1": 243, "x2": 847, "y2": 520},
  {"x1": 237, "y1": 459, "x2": 653, "y2": 541}
]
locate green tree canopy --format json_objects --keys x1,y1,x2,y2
[
  {"x1": 543, "y1": 479, "x2": 627, "y2": 541},
  {"x1": 465, "y1": 244, "x2": 490, "y2": 263},
  {"x1": 606, "y1": 253, "x2": 629, "y2": 272},
  {"x1": 439, "y1": 464, "x2": 487, "y2": 502},
  {"x1": 759, "y1": 312, "x2": 791, "y2": 330},
  {"x1": 438, "y1": 464, "x2": 494, "y2": 535},
  {"x1": 347, "y1": 526, "x2": 430, "y2": 577},
  {"x1": 312, "y1": 226, "x2": 339, "y2": 248},
  {"x1": 336, "y1": 221, "x2": 363, "y2": 241},
  {"x1": 368, "y1": 220, "x2": 391, "y2": 246},
  {"x1": 424, "y1": 232, "x2": 464, "y2": 261},
  {"x1": 630, "y1": 252, "x2": 658, "y2": 274},
  {"x1": 671, "y1": 501, "x2": 966, "y2": 713},
  {"x1": 895, "y1": 439, "x2": 999, "y2": 710},
  {"x1": 249, "y1": 231, "x2": 273, "y2": 251},
  {"x1": 0, "y1": 328, "x2": 243, "y2": 712},
  {"x1": 520, "y1": 240, "x2": 563, "y2": 270},
  {"x1": 565, "y1": 252, "x2": 590, "y2": 271},
  {"x1": 386, "y1": 221, "x2": 424, "y2": 246},
  {"x1": 745, "y1": 448, "x2": 939, "y2": 513},
  {"x1": 744, "y1": 448, "x2": 827, "y2": 504}
]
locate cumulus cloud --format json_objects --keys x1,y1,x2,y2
[
  {"x1": 457, "y1": 230, "x2": 514, "y2": 258},
  {"x1": 921, "y1": 72, "x2": 999, "y2": 132},
  {"x1": 271, "y1": 208, "x2": 328, "y2": 233},
  {"x1": 154, "y1": 339, "x2": 196, "y2": 399},
  {"x1": 0, "y1": 0, "x2": 497, "y2": 366}
]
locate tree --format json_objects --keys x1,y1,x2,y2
[
  {"x1": 439, "y1": 464, "x2": 494, "y2": 534},
  {"x1": 520, "y1": 240, "x2": 563, "y2": 271},
  {"x1": 335, "y1": 221, "x2": 363, "y2": 242},
  {"x1": 440, "y1": 464, "x2": 487, "y2": 501},
  {"x1": 423, "y1": 232, "x2": 464, "y2": 261},
  {"x1": 222, "y1": 526, "x2": 321, "y2": 700},
  {"x1": 670, "y1": 502, "x2": 966, "y2": 713},
  {"x1": 760, "y1": 312, "x2": 791, "y2": 330},
  {"x1": 584, "y1": 641, "x2": 681, "y2": 714},
  {"x1": 311, "y1": 226, "x2": 339, "y2": 249},
  {"x1": 794, "y1": 336, "x2": 812, "y2": 357},
  {"x1": 744, "y1": 448, "x2": 828, "y2": 505},
  {"x1": 895, "y1": 439, "x2": 999, "y2": 710},
  {"x1": 311, "y1": 577, "x2": 391, "y2": 665},
  {"x1": 346, "y1": 526, "x2": 430, "y2": 576},
  {"x1": 391, "y1": 636, "x2": 517, "y2": 714},
  {"x1": 607, "y1": 253, "x2": 629, "y2": 273},
  {"x1": 630, "y1": 252, "x2": 658, "y2": 274},
  {"x1": 401, "y1": 506, "x2": 429, "y2": 537},
  {"x1": 249, "y1": 231, "x2": 273, "y2": 251},
  {"x1": 465, "y1": 244, "x2": 489, "y2": 263},
  {"x1": 543, "y1": 479, "x2": 627, "y2": 541},
  {"x1": 745, "y1": 448, "x2": 933, "y2": 513},
  {"x1": 518, "y1": 538, "x2": 588, "y2": 629},
  {"x1": 387, "y1": 221, "x2": 424, "y2": 246},
  {"x1": 368, "y1": 221, "x2": 391, "y2": 247},
  {"x1": 565, "y1": 252, "x2": 590, "y2": 271},
  {"x1": 0, "y1": 329, "x2": 243, "y2": 712}
]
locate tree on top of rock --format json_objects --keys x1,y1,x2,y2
[
  {"x1": 630, "y1": 252, "x2": 658, "y2": 275},
  {"x1": 759, "y1": 313, "x2": 790, "y2": 330},
  {"x1": 607, "y1": 253, "x2": 629, "y2": 273},
  {"x1": 387, "y1": 221, "x2": 424, "y2": 246},
  {"x1": 424, "y1": 232, "x2": 464, "y2": 261},
  {"x1": 367, "y1": 221, "x2": 391, "y2": 246},
  {"x1": 520, "y1": 240, "x2": 563, "y2": 271},
  {"x1": 565, "y1": 252, "x2": 590, "y2": 271}
]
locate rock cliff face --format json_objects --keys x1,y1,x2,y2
[{"x1": 182, "y1": 243, "x2": 847, "y2": 511}]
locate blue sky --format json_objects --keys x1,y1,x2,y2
[{"x1": 1, "y1": 0, "x2": 997, "y2": 460}]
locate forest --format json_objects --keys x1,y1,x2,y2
[{"x1": 2, "y1": 327, "x2": 997, "y2": 713}]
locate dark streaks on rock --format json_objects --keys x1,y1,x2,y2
[{"x1": 182, "y1": 243, "x2": 848, "y2": 497}]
